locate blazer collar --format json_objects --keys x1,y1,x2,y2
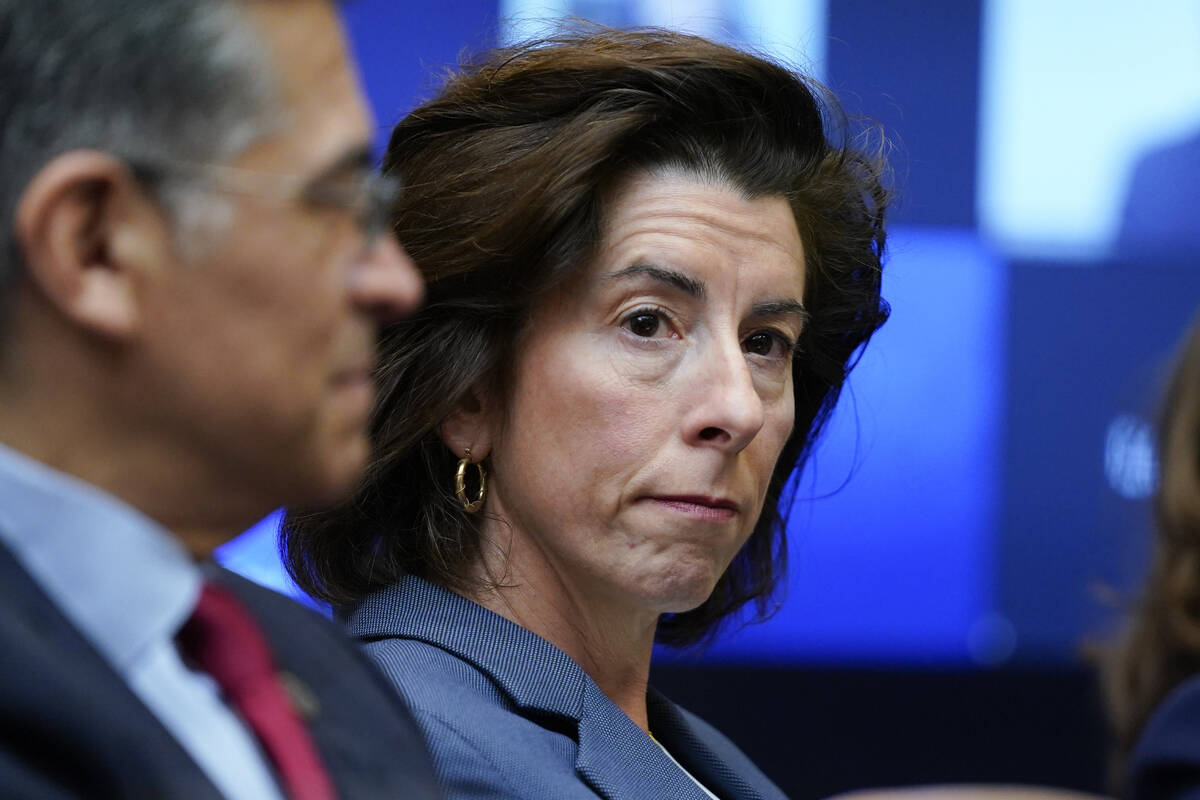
[
  {"x1": 0, "y1": 539, "x2": 224, "y2": 798},
  {"x1": 345, "y1": 575, "x2": 757, "y2": 800},
  {"x1": 573, "y1": 679, "x2": 720, "y2": 799},
  {"x1": 649, "y1": 688, "x2": 771, "y2": 799},
  {"x1": 345, "y1": 574, "x2": 586, "y2": 719}
]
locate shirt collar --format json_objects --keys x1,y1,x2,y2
[{"x1": 0, "y1": 442, "x2": 200, "y2": 673}]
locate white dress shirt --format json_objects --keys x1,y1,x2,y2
[{"x1": 0, "y1": 442, "x2": 286, "y2": 800}]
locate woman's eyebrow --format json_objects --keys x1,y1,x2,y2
[
  {"x1": 607, "y1": 264, "x2": 807, "y2": 322},
  {"x1": 752, "y1": 299, "x2": 809, "y2": 323},
  {"x1": 606, "y1": 262, "x2": 706, "y2": 300}
]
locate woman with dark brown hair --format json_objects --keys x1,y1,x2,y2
[
  {"x1": 1106, "y1": 313, "x2": 1200, "y2": 800},
  {"x1": 284, "y1": 28, "x2": 889, "y2": 799}
]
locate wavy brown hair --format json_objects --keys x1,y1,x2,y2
[
  {"x1": 1105, "y1": 312, "x2": 1200, "y2": 788},
  {"x1": 283, "y1": 27, "x2": 890, "y2": 645}
]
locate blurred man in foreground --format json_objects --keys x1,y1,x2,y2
[{"x1": 0, "y1": 1, "x2": 438, "y2": 797}]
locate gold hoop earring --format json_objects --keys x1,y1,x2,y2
[{"x1": 455, "y1": 448, "x2": 487, "y2": 513}]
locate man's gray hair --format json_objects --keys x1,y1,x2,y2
[{"x1": 0, "y1": 0, "x2": 279, "y2": 316}]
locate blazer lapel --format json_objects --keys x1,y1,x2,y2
[
  {"x1": 216, "y1": 568, "x2": 442, "y2": 800},
  {"x1": 574, "y1": 681, "x2": 713, "y2": 800},
  {"x1": 349, "y1": 576, "x2": 764, "y2": 800},
  {"x1": 648, "y1": 688, "x2": 776, "y2": 800},
  {"x1": 0, "y1": 541, "x2": 223, "y2": 799}
]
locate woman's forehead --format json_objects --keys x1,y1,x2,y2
[{"x1": 592, "y1": 173, "x2": 804, "y2": 289}]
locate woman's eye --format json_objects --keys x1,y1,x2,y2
[
  {"x1": 626, "y1": 312, "x2": 662, "y2": 337},
  {"x1": 744, "y1": 331, "x2": 788, "y2": 358}
]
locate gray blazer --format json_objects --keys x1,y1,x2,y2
[{"x1": 347, "y1": 575, "x2": 789, "y2": 800}]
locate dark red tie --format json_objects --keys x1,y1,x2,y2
[{"x1": 177, "y1": 582, "x2": 337, "y2": 800}]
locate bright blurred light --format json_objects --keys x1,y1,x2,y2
[
  {"x1": 499, "y1": 0, "x2": 827, "y2": 79},
  {"x1": 1104, "y1": 413, "x2": 1158, "y2": 500},
  {"x1": 979, "y1": 0, "x2": 1200, "y2": 258}
]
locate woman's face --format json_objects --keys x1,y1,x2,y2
[{"x1": 482, "y1": 170, "x2": 806, "y2": 616}]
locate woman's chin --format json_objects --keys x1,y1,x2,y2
[{"x1": 635, "y1": 567, "x2": 724, "y2": 615}]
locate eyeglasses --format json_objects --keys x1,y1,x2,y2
[{"x1": 127, "y1": 159, "x2": 402, "y2": 245}]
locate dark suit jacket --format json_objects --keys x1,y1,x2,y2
[
  {"x1": 0, "y1": 542, "x2": 441, "y2": 799},
  {"x1": 1130, "y1": 674, "x2": 1200, "y2": 800},
  {"x1": 348, "y1": 575, "x2": 789, "y2": 800}
]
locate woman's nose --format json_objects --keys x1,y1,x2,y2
[{"x1": 681, "y1": 339, "x2": 766, "y2": 453}]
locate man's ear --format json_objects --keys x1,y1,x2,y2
[
  {"x1": 13, "y1": 150, "x2": 166, "y2": 341},
  {"x1": 438, "y1": 384, "x2": 496, "y2": 462}
]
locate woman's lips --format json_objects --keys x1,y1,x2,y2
[{"x1": 648, "y1": 495, "x2": 739, "y2": 521}]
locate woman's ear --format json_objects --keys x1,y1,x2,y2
[{"x1": 437, "y1": 384, "x2": 495, "y2": 461}]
